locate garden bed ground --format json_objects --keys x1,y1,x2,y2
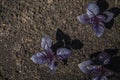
[{"x1": 0, "y1": 0, "x2": 120, "y2": 80}]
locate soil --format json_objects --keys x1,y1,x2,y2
[{"x1": 0, "y1": 0, "x2": 120, "y2": 80}]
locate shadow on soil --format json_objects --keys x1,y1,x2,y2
[
  {"x1": 89, "y1": 49, "x2": 120, "y2": 73},
  {"x1": 51, "y1": 28, "x2": 84, "y2": 65},
  {"x1": 97, "y1": 0, "x2": 120, "y2": 29},
  {"x1": 89, "y1": 49, "x2": 120, "y2": 79}
]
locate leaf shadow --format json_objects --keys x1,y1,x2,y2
[
  {"x1": 96, "y1": 0, "x2": 109, "y2": 13},
  {"x1": 111, "y1": 76, "x2": 120, "y2": 80},
  {"x1": 106, "y1": 56, "x2": 120, "y2": 73},
  {"x1": 104, "y1": 7, "x2": 120, "y2": 29},
  {"x1": 89, "y1": 49, "x2": 120, "y2": 73},
  {"x1": 104, "y1": 49, "x2": 118, "y2": 57},
  {"x1": 51, "y1": 28, "x2": 84, "y2": 65},
  {"x1": 97, "y1": 0, "x2": 120, "y2": 29},
  {"x1": 89, "y1": 49, "x2": 119, "y2": 64}
]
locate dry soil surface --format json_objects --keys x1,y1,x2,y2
[{"x1": 0, "y1": 0, "x2": 120, "y2": 80}]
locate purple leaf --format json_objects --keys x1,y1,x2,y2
[
  {"x1": 103, "y1": 11, "x2": 114, "y2": 23},
  {"x1": 87, "y1": 2, "x2": 99, "y2": 17},
  {"x1": 101, "y1": 76, "x2": 108, "y2": 80},
  {"x1": 41, "y1": 35, "x2": 52, "y2": 50},
  {"x1": 78, "y1": 60, "x2": 93, "y2": 74},
  {"x1": 92, "y1": 76, "x2": 108, "y2": 80},
  {"x1": 30, "y1": 52, "x2": 48, "y2": 64},
  {"x1": 92, "y1": 22, "x2": 105, "y2": 37},
  {"x1": 92, "y1": 76, "x2": 101, "y2": 80},
  {"x1": 97, "y1": 15, "x2": 106, "y2": 22},
  {"x1": 103, "y1": 58, "x2": 110, "y2": 65},
  {"x1": 97, "y1": 52, "x2": 110, "y2": 65},
  {"x1": 77, "y1": 14, "x2": 90, "y2": 24},
  {"x1": 46, "y1": 48, "x2": 55, "y2": 57},
  {"x1": 87, "y1": 65, "x2": 101, "y2": 71},
  {"x1": 57, "y1": 48, "x2": 71, "y2": 60},
  {"x1": 48, "y1": 60, "x2": 57, "y2": 72}
]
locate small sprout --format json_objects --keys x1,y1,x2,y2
[
  {"x1": 78, "y1": 52, "x2": 114, "y2": 80},
  {"x1": 31, "y1": 35, "x2": 71, "y2": 74},
  {"x1": 77, "y1": 2, "x2": 114, "y2": 37}
]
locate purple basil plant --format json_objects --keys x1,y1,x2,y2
[
  {"x1": 78, "y1": 52, "x2": 114, "y2": 80},
  {"x1": 30, "y1": 35, "x2": 71, "y2": 73},
  {"x1": 77, "y1": 2, "x2": 114, "y2": 37}
]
